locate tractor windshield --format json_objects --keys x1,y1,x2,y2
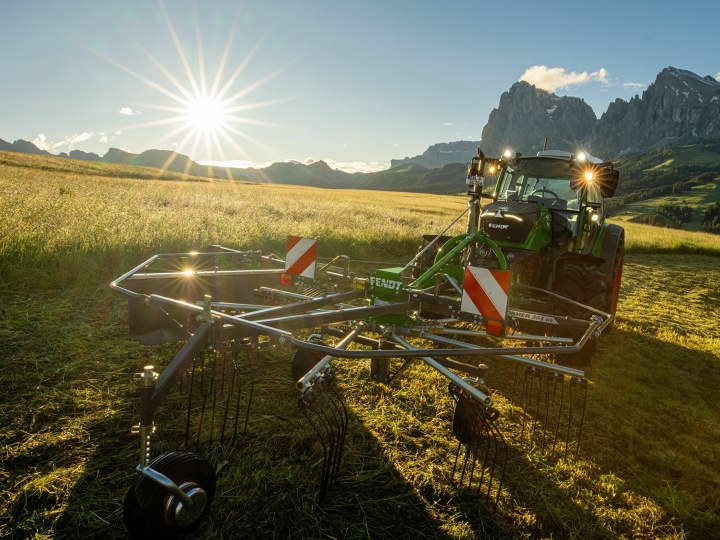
[{"x1": 495, "y1": 159, "x2": 597, "y2": 211}]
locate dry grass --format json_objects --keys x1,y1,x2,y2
[{"x1": 1, "y1": 153, "x2": 720, "y2": 539}]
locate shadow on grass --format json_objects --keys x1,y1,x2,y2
[{"x1": 4, "y1": 295, "x2": 719, "y2": 539}]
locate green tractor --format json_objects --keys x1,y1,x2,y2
[{"x1": 412, "y1": 147, "x2": 624, "y2": 365}]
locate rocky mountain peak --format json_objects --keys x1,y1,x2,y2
[
  {"x1": 588, "y1": 66, "x2": 720, "y2": 158},
  {"x1": 480, "y1": 81, "x2": 597, "y2": 157}
]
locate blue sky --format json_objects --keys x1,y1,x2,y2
[{"x1": 1, "y1": 0, "x2": 718, "y2": 172}]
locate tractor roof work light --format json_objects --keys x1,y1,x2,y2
[
  {"x1": 502, "y1": 148, "x2": 513, "y2": 159},
  {"x1": 584, "y1": 171, "x2": 594, "y2": 181},
  {"x1": 576, "y1": 152, "x2": 587, "y2": 162}
]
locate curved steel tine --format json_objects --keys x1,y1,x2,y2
[
  {"x1": 540, "y1": 372, "x2": 556, "y2": 452},
  {"x1": 220, "y1": 352, "x2": 237, "y2": 444},
  {"x1": 184, "y1": 355, "x2": 197, "y2": 450},
  {"x1": 456, "y1": 397, "x2": 473, "y2": 486},
  {"x1": 209, "y1": 351, "x2": 218, "y2": 443},
  {"x1": 510, "y1": 363, "x2": 520, "y2": 415},
  {"x1": 475, "y1": 407, "x2": 492, "y2": 497},
  {"x1": 486, "y1": 418, "x2": 508, "y2": 513},
  {"x1": 464, "y1": 397, "x2": 483, "y2": 488},
  {"x1": 529, "y1": 369, "x2": 544, "y2": 449},
  {"x1": 574, "y1": 379, "x2": 589, "y2": 462},
  {"x1": 550, "y1": 375, "x2": 565, "y2": 458},
  {"x1": 299, "y1": 397, "x2": 331, "y2": 500},
  {"x1": 483, "y1": 413, "x2": 498, "y2": 503},
  {"x1": 196, "y1": 351, "x2": 209, "y2": 452},
  {"x1": 243, "y1": 351, "x2": 254, "y2": 435},
  {"x1": 314, "y1": 395, "x2": 339, "y2": 497},
  {"x1": 519, "y1": 367, "x2": 533, "y2": 446},
  {"x1": 565, "y1": 378, "x2": 575, "y2": 461},
  {"x1": 328, "y1": 383, "x2": 349, "y2": 471},
  {"x1": 318, "y1": 390, "x2": 344, "y2": 483}
]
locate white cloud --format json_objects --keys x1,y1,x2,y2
[
  {"x1": 716, "y1": 72, "x2": 720, "y2": 82},
  {"x1": 31, "y1": 134, "x2": 54, "y2": 152},
  {"x1": 115, "y1": 130, "x2": 122, "y2": 135},
  {"x1": 343, "y1": 143, "x2": 347, "y2": 148},
  {"x1": 99, "y1": 136, "x2": 108, "y2": 144},
  {"x1": 393, "y1": 143, "x2": 398, "y2": 146},
  {"x1": 623, "y1": 82, "x2": 647, "y2": 91},
  {"x1": 442, "y1": 122, "x2": 452, "y2": 126},
  {"x1": 520, "y1": 65, "x2": 610, "y2": 92},
  {"x1": 59, "y1": 132, "x2": 96, "y2": 150},
  {"x1": 325, "y1": 160, "x2": 388, "y2": 174},
  {"x1": 171, "y1": 142, "x2": 178, "y2": 147},
  {"x1": 119, "y1": 107, "x2": 141, "y2": 116}
]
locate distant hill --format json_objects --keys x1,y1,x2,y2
[
  {"x1": 0, "y1": 137, "x2": 54, "y2": 156},
  {"x1": 390, "y1": 141, "x2": 480, "y2": 169}
]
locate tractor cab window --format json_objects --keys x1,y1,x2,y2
[{"x1": 496, "y1": 159, "x2": 584, "y2": 211}]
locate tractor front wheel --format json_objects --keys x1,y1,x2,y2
[
  {"x1": 123, "y1": 452, "x2": 216, "y2": 540},
  {"x1": 553, "y1": 260, "x2": 606, "y2": 367}
]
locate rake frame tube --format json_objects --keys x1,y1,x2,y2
[{"x1": 390, "y1": 334, "x2": 493, "y2": 406}]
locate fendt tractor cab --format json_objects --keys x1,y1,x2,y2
[{"x1": 413, "y1": 147, "x2": 624, "y2": 365}]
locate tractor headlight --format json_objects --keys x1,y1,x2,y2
[{"x1": 584, "y1": 171, "x2": 594, "y2": 181}]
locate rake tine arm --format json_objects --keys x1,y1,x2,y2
[
  {"x1": 296, "y1": 322, "x2": 368, "y2": 390},
  {"x1": 391, "y1": 334, "x2": 493, "y2": 407}
]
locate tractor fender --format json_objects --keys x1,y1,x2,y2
[{"x1": 584, "y1": 224, "x2": 624, "y2": 285}]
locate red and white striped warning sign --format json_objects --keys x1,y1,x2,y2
[
  {"x1": 284, "y1": 236, "x2": 318, "y2": 278},
  {"x1": 461, "y1": 266, "x2": 511, "y2": 321}
]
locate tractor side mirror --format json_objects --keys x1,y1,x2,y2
[{"x1": 597, "y1": 168, "x2": 619, "y2": 198}]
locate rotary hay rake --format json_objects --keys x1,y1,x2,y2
[{"x1": 112, "y1": 149, "x2": 617, "y2": 539}]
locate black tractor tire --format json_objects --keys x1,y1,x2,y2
[
  {"x1": 553, "y1": 260, "x2": 607, "y2": 367},
  {"x1": 123, "y1": 452, "x2": 216, "y2": 540},
  {"x1": 291, "y1": 347, "x2": 322, "y2": 382},
  {"x1": 603, "y1": 234, "x2": 625, "y2": 333}
]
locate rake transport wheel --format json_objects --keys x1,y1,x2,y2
[
  {"x1": 123, "y1": 452, "x2": 216, "y2": 540},
  {"x1": 291, "y1": 347, "x2": 323, "y2": 382},
  {"x1": 554, "y1": 260, "x2": 607, "y2": 367},
  {"x1": 603, "y1": 234, "x2": 625, "y2": 334}
]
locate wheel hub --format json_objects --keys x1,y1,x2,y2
[{"x1": 164, "y1": 482, "x2": 207, "y2": 527}]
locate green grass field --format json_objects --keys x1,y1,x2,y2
[
  {"x1": 2, "y1": 151, "x2": 720, "y2": 539},
  {"x1": 612, "y1": 178, "x2": 720, "y2": 231}
]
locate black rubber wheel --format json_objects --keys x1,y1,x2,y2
[
  {"x1": 123, "y1": 452, "x2": 216, "y2": 540},
  {"x1": 291, "y1": 347, "x2": 322, "y2": 382},
  {"x1": 603, "y1": 234, "x2": 624, "y2": 333},
  {"x1": 553, "y1": 260, "x2": 607, "y2": 367}
]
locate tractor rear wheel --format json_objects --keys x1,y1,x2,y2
[
  {"x1": 553, "y1": 260, "x2": 606, "y2": 367},
  {"x1": 603, "y1": 234, "x2": 624, "y2": 333}
]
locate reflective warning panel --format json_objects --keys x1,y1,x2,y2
[
  {"x1": 461, "y1": 266, "x2": 511, "y2": 321},
  {"x1": 284, "y1": 236, "x2": 318, "y2": 278}
]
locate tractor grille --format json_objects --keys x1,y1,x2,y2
[{"x1": 481, "y1": 201, "x2": 542, "y2": 244}]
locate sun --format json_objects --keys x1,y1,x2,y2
[
  {"x1": 98, "y1": 1, "x2": 295, "y2": 177},
  {"x1": 184, "y1": 96, "x2": 227, "y2": 135}
]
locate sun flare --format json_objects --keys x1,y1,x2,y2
[
  {"x1": 184, "y1": 96, "x2": 227, "y2": 134},
  {"x1": 100, "y1": 1, "x2": 294, "y2": 178}
]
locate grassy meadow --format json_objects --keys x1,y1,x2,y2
[
  {"x1": 612, "y1": 178, "x2": 720, "y2": 232},
  {"x1": 1, "y1": 150, "x2": 720, "y2": 539}
]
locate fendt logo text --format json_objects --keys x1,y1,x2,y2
[
  {"x1": 488, "y1": 223, "x2": 510, "y2": 230},
  {"x1": 369, "y1": 277, "x2": 403, "y2": 290}
]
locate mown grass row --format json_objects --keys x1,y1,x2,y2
[{"x1": 1, "y1": 153, "x2": 719, "y2": 539}]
